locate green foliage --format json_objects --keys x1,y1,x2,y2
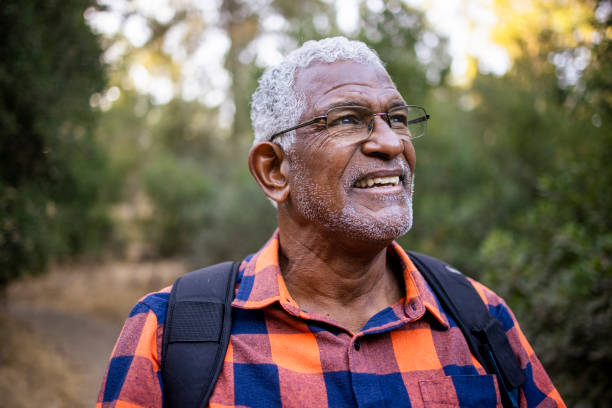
[
  {"x1": 140, "y1": 147, "x2": 277, "y2": 264},
  {"x1": 0, "y1": 0, "x2": 114, "y2": 286},
  {"x1": 480, "y1": 135, "x2": 612, "y2": 405},
  {"x1": 475, "y1": 7, "x2": 612, "y2": 404},
  {"x1": 188, "y1": 163, "x2": 277, "y2": 266},
  {"x1": 142, "y1": 153, "x2": 214, "y2": 256}
]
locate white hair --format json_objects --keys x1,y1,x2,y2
[{"x1": 250, "y1": 36, "x2": 386, "y2": 151}]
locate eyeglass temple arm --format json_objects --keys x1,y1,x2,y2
[
  {"x1": 407, "y1": 114, "x2": 430, "y2": 125},
  {"x1": 270, "y1": 117, "x2": 326, "y2": 140}
]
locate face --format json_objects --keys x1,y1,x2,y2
[{"x1": 284, "y1": 60, "x2": 417, "y2": 242}]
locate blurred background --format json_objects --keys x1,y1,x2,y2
[{"x1": 1, "y1": 0, "x2": 610, "y2": 406}]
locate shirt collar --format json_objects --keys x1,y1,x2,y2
[
  {"x1": 389, "y1": 241, "x2": 450, "y2": 328},
  {"x1": 232, "y1": 229, "x2": 449, "y2": 329}
]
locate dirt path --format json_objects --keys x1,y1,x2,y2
[
  {"x1": 7, "y1": 301, "x2": 122, "y2": 405},
  {"x1": 2, "y1": 259, "x2": 185, "y2": 407}
]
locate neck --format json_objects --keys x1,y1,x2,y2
[{"x1": 277, "y1": 216, "x2": 404, "y2": 333}]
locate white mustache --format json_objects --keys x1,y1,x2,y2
[{"x1": 346, "y1": 159, "x2": 411, "y2": 187}]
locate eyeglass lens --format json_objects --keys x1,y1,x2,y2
[{"x1": 326, "y1": 106, "x2": 427, "y2": 141}]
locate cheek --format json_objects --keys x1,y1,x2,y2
[
  {"x1": 403, "y1": 142, "x2": 416, "y2": 172},
  {"x1": 301, "y1": 141, "x2": 356, "y2": 181}
]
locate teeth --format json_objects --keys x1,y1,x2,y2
[{"x1": 355, "y1": 176, "x2": 400, "y2": 188}]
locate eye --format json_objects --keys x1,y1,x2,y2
[
  {"x1": 328, "y1": 112, "x2": 363, "y2": 127},
  {"x1": 340, "y1": 114, "x2": 361, "y2": 125},
  {"x1": 389, "y1": 113, "x2": 408, "y2": 127}
]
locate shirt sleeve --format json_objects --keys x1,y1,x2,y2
[
  {"x1": 96, "y1": 291, "x2": 169, "y2": 408},
  {"x1": 469, "y1": 279, "x2": 566, "y2": 408}
]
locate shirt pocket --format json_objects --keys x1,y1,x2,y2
[{"x1": 418, "y1": 374, "x2": 502, "y2": 408}]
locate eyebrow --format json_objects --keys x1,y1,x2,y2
[
  {"x1": 387, "y1": 100, "x2": 407, "y2": 109},
  {"x1": 323, "y1": 100, "x2": 366, "y2": 110},
  {"x1": 321, "y1": 99, "x2": 407, "y2": 113}
]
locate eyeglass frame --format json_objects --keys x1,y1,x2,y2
[{"x1": 269, "y1": 104, "x2": 430, "y2": 141}]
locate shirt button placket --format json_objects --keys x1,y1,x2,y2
[{"x1": 348, "y1": 336, "x2": 385, "y2": 407}]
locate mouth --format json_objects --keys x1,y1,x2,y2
[{"x1": 354, "y1": 175, "x2": 402, "y2": 189}]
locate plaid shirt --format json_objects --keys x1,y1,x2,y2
[{"x1": 97, "y1": 231, "x2": 564, "y2": 407}]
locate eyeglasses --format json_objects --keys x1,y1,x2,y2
[{"x1": 270, "y1": 104, "x2": 430, "y2": 142}]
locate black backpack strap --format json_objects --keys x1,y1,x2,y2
[
  {"x1": 407, "y1": 251, "x2": 527, "y2": 408},
  {"x1": 162, "y1": 261, "x2": 239, "y2": 408}
]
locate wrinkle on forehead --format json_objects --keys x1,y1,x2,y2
[
  {"x1": 315, "y1": 93, "x2": 406, "y2": 114},
  {"x1": 295, "y1": 61, "x2": 401, "y2": 116},
  {"x1": 318, "y1": 78, "x2": 397, "y2": 97}
]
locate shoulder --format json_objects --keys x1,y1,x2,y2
[
  {"x1": 464, "y1": 276, "x2": 503, "y2": 305},
  {"x1": 129, "y1": 286, "x2": 172, "y2": 325},
  {"x1": 97, "y1": 288, "x2": 172, "y2": 405},
  {"x1": 407, "y1": 248, "x2": 519, "y2": 330},
  {"x1": 133, "y1": 256, "x2": 251, "y2": 320},
  {"x1": 406, "y1": 249, "x2": 513, "y2": 312},
  {"x1": 465, "y1": 277, "x2": 519, "y2": 331}
]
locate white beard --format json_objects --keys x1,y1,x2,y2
[{"x1": 288, "y1": 156, "x2": 414, "y2": 242}]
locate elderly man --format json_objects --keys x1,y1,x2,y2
[{"x1": 97, "y1": 37, "x2": 564, "y2": 408}]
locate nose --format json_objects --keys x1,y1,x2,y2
[{"x1": 361, "y1": 115, "x2": 405, "y2": 159}]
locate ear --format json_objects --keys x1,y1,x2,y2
[{"x1": 248, "y1": 142, "x2": 290, "y2": 203}]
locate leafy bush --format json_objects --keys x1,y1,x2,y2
[
  {"x1": 142, "y1": 154, "x2": 215, "y2": 256},
  {"x1": 480, "y1": 118, "x2": 612, "y2": 406},
  {"x1": 0, "y1": 0, "x2": 112, "y2": 287}
]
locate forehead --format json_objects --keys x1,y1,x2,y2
[{"x1": 294, "y1": 60, "x2": 401, "y2": 114}]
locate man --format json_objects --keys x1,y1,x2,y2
[{"x1": 97, "y1": 37, "x2": 564, "y2": 407}]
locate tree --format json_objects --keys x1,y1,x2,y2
[
  {"x1": 475, "y1": 1, "x2": 612, "y2": 405},
  {"x1": 0, "y1": 0, "x2": 112, "y2": 287}
]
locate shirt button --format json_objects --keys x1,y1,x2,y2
[{"x1": 354, "y1": 339, "x2": 360, "y2": 351}]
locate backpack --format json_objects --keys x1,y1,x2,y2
[{"x1": 161, "y1": 253, "x2": 526, "y2": 408}]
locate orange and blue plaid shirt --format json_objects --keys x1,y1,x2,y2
[{"x1": 97, "y1": 231, "x2": 564, "y2": 407}]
